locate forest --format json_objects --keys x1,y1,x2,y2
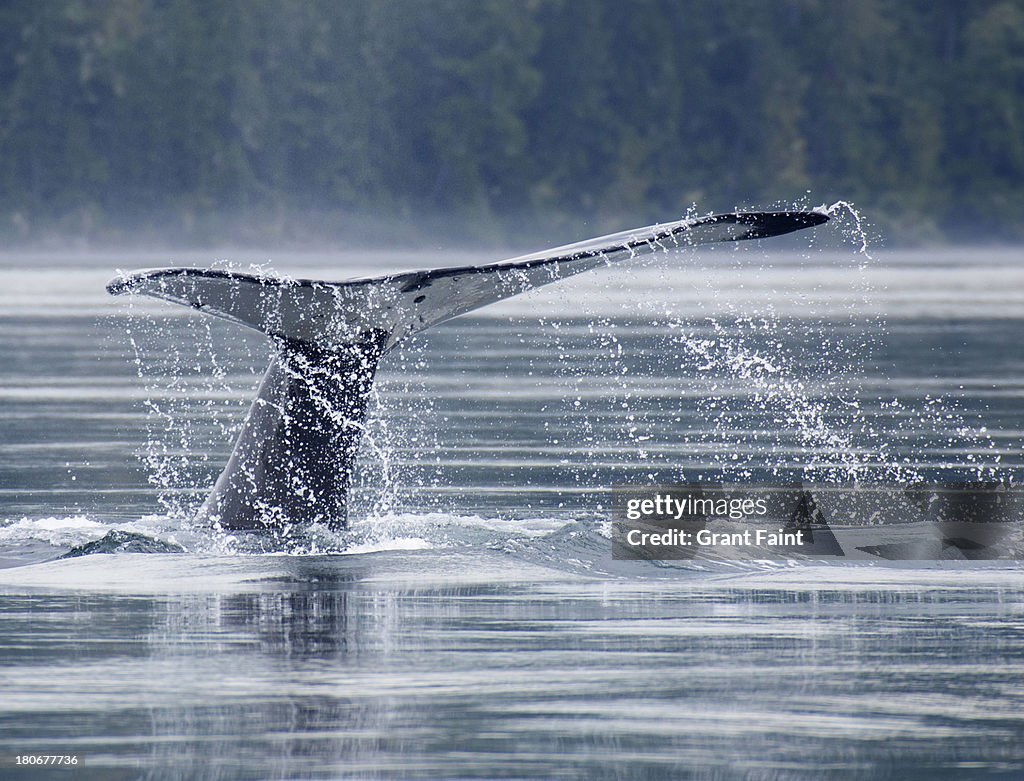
[{"x1": 1, "y1": 0, "x2": 1022, "y2": 246}]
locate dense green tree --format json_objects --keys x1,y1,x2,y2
[
  {"x1": 1, "y1": 0, "x2": 1022, "y2": 244},
  {"x1": 951, "y1": 0, "x2": 1024, "y2": 233}
]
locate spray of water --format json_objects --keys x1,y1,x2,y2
[
  {"x1": 122, "y1": 207, "x2": 1007, "y2": 553},
  {"x1": 525, "y1": 200, "x2": 1003, "y2": 489},
  {"x1": 122, "y1": 265, "x2": 266, "y2": 525},
  {"x1": 121, "y1": 259, "x2": 438, "y2": 552}
]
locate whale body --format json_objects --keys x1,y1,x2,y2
[{"x1": 108, "y1": 211, "x2": 828, "y2": 532}]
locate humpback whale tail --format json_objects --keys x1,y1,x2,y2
[{"x1": 108, "y1": 211, "x2": 828, "y2": 532}]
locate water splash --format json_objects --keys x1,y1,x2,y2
[
  {"x1": 122, "y1": 260, "x2": 435, "y2": 541},
  {"x1": 823, "y1": 200, "x2": 875, "y2": 259},
  {"x1": 123, "y1": 261, "x2": 272, "y2": 523},
  {"x1": 521, "y1": 201, "x2": 1005, "y2": 488},
  {"x1": 353, "y1": 332, "x2": 439, "y2": 519},
  {"x1": 119, "y1": 212, "x2": 1008, "y2": 549}
]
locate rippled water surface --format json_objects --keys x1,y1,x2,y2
[{"x1": 1, "y1": 246, "x2": 1023, "y2": 779}]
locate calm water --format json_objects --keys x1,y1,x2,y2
[{"x1": 1, "y1": 245, "x2": 1023, "y2": 779}]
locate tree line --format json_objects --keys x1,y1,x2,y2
[{"x1": 1, "y1": 0, "x2": 1022, "y2": 246}]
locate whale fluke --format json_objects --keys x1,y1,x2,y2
[{"x1": 109, "y1": 210, "x2": 828, "y2": 532}]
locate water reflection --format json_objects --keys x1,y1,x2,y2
[{"x1": 2, "y1": 575, "x2": 1023, "y2": 779}]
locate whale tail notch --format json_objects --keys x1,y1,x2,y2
[{"x1": 108, "y1": 210, "x2": 828, "y2": 532}]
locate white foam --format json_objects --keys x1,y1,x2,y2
[
  {"x1": 0, "y1": 514, "x2": 186, "y2": 550},
  {"x1": 341, "y1": 536, "x2": 433, "y2": 555},
  {"x1": 349, "y1": 511, "x2": 571, "y2": 538},
  {"x1": 0, "y1": 515, "x2": 107, "y2": 546}
]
